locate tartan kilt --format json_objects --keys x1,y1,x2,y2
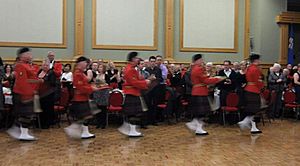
[
  {"x1": 123, "y1": 95, "x2": 142, "y2": 116},
  {"x1": 245, "y1": 91, "x2": 261, "y2": 114},
  {"x1": 70, "y1": 101, "x2": 93, "y2": 120},
  {"x1": 13, "y1": 94, "x2": 34, "y2": 117},
  {"x1": 190, "y1": 96, "x2": 211, "y2": 117}
]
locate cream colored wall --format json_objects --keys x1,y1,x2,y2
[
  {"x1": 0, "y1": 0, "x2": 287, "y2": 64},
  {"x1": 250, "y1": 0, "x2": 287, "y2": 63},
  {"x1": 0, "y1": 0, "x2": 74, "y2": 61}
]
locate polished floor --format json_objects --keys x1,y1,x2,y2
[{"x1": 0, "y1": 120, "x2": 300, "y2": 166}]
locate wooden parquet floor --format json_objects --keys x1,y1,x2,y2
[{"x1": 0, "y1": 120, "x2": 300, "y2": 166}]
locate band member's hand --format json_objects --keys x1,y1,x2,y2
[
  {"x1": 241, "y1": 83, "x2": 246, "y2": 88},
  {"x1": 146, "y1": 79, "x2": 151, "y2": 85},
  {"x1": 148, "y1": 74, "x2": 156, "y2": 81},
  {"x1": 215, "y1": 76, "x2": 226, "y2": 81},
  {"x1": 92, "y1": 85, "x2": 99, "y2": 91},
  {"x1": 277, "y1": 79, "x2": 282, "y2": 83},
  {"x1": 225, "y1": 79, "x2": 232, "y2": 84}
]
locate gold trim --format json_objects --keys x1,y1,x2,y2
[
  {"x1": 276, "y1": 12, "x2": 300, "y2": 24},
  {"x1": 0, "y1": 0, "x2": 67, "y2": 48},
  {"x1": 276, "y1": 12, "x2": 300, "y2": 64},
  {"x1": 165, "y1": 0, "x2": 174, "y2": 60},
  {"x1": 75, "y1": 0, "x2": 85, "y2": 56},
  {"x1": 92, "y1": 45, "x2": 157, "y2": 51},
  {"x1": 1, "y1": 58, "x2": 275, "y2": 76},
  {"x1": 279, "y1": 24, "x2": 289, "y2": 64},
  {"x1": 243, "y1": 0, "x2": 250, "y2": 59},
  {"x1": 92, "y1": 0, "x2": 158, "y2": 50},
  {"x1": 180, "y1": 0, "x2": 238, "y2": 53}
]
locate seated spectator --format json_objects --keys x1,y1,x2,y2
[
  {"x1": 94, "y1": 64, "x2": 110, "y2": 129},
  {"x1": 38, "y1": 60, "x2": 57, "y2": 129},
  {"x1": 293, "y1": 64, "x2": 300, "y2": 103},
  {"x1": 61, "y1": 64, "x2": 73, "y2": 98},
  {"x1": 2, "y1": 64, "x2": 15, "y2": 89},
  {"x1": 232, "y1": 61, "x2": 240, "y2": 73},
  {"x1": 106, "y1": 61, "x2": 121, "y2": 89},
  {"x1": 268, "y1": 63, "x2": 286, "y2": 117}
]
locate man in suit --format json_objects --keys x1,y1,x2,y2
[
  {"x1": 217, "y1": 60, "x2": 237, "y2": 107},
  {"x1": 47, "y1": 51, "x2": 62, "y2": 78},
  {"x1": 268, "y1": 63, "x2": 286, "y2": 117},
  {"x1": 145, "y1": 56, "x2": 163, "y2": 125},
  {"x1": 47, "y1": 51, "x2": 63, "y2": 102}
]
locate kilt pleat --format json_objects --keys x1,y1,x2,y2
[
  {"x1": 70, "y1": 101, "x2": 93, "y2": 120},
  {"x1": 123, "y1": 95, "x2": 142, "y2": 116},
  {"x1": 190, "y1": 96, "x2": 211, "y2": 117},
  {"x1": 245, "y1": 91, "x2": 261, "y2": 114},
  {"x1": 13, "y1": 94, "x2": 34, "y2": 117}
]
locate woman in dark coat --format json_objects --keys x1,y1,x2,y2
[{"x1": 37, "y1": 60, "x2": 57, "y2": 129}]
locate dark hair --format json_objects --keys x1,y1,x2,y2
[
  {"x1": 127, "y1": 52, "x2": 138, "y2": 62},
  {"x1": 249, "y1": 53, "x2": 260, "y2": 63},
  {"x1": 17, "y1": 47, "x2": 31, "y2": 56},
  {"x1": 4, "y1": 64, "x2": 12, "y2": 73},
  {"x1": 223, "y1": 60, "x2": 232, "y2": 65},
  {"x1": 0, "y1": 57, "x2": 3, "y2": 66},
  {"x1": 192, "y1": 54, "x2": 202, "y2": 62},
  {"x1": 156, "y1": 55, "x2": 162, "y2": 59},
  {"x1": 64, "y1": 63, "x2": 72, "y2": 70},
  {"x1": 98, "y1": 63, "x2": 107, "y2": 73},
  {"x1": 149, "y1": 56, "x2": 156, "y2": 61},
  {"x1": 76, "y1": 56, "x2": 89, "y2": 63}
]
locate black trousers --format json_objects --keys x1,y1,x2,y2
[
  {"x1": 145, "y1": 84, "x2": 166, "y2": 124},
  {"x1": 220, "y1": 89, "x2": 235, "y2": 106},
  {"x1": 40, "y1": 93, "x2": 55, "y2": 128},
  {"x1": 96, "y1": 105, "x2": 107, "y2": 128}
]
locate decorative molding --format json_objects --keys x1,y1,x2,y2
[
  {"x1": 0, "y1": 0, "x2": 67, "y2": 48},
  {"x1": 75, "y1": 0, "x2": 85, "y2": 56},
  {"x1": 164, "y1": 0, "x2": 174, "y2": 61},
  {"x1": 276, "y1": 12, "x2": 300, "y2": 24},
  {"x1": 276, "y1": 12, "x2": 300, "y2": 64},
  {"x1": 243, "y1": 0, "x2": 250, "y2": 59},
  {"x1": 92, "y1": 0, "x2": 158, "y2": 51},
  {"x1": 180, "y1": 0, "x2": 238, "y2": 53},
  {"x1": 279, "y1": 24, "x2": 289, "y2": 64},
  {"x1": 1, "y1": 58, "x2": 275, "y2": 70}
]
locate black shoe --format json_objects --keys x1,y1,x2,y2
[
  {"x1": 129, "y1": 134, "x2": 144, "y2": 138},
  {"x1": 151, "y1": 123, "x2": 158, "y2": 126},
  {"x1": 141, "y1": 125, "x2": 148, "y2": 129},
  {"x1": 195, "y1": 132, "x2": 209, "y2": 136},
  {"x1": 41, "y1": 126, "x2": 49, "y2": 129},
  {"x1": 251, "y1": 130, "x2": 262, "y2": 134},
  {"x1": 81, "y1": 135, "x2": 96, "y2": 139},
  {"x1": 96, "y1": 124, "x2": 106, "y2": 129}
]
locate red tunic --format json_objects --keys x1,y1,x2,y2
[
  {"x1": 244, "y1": 64, "x2": 264, "y2": 94},
  {"x1": 53, "y1": 61, "x2": 63, "y2": 78},
  {"x1": 72, "y1": 69, "x2": 93, "y2": 101},
  {"x1": 13, "y1": 62, "x2": 37, "y2": 101},
  {"x1": 30, "y1": 63, "x2": 40, "y2": 91},
  {"x1": 191, "y1": 65, "x2": 221, "y2": 96},
  {"x1": 122, "y1": 63, "x2": 148, "y2": 96}
]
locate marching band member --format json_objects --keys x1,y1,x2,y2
[
  {"x1": 238, "y1": 54, "x2": 264, "y2": 134},
  {"x1": 64, "y1": 56, "x2": 100, "y2": 139},
  {"x1": 7, "y1": 47, "x2": 41, "y2": 141},
  {"x1": 118, "y1": 52, "x2": 154, "y2": 137},
  {"x1": 186, "y1": 54, "x2": 225, "y2": 135}
]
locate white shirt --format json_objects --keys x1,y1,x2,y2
[
  {"x1": 61, "y1": 72, "x2": 73, "y2": 82},
  {"x1": 50, "y1": 60, "x2": 54, "y2": 69},
  {"x1": 224, "y1": 69, "x2": 232, "y2": 77}
]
